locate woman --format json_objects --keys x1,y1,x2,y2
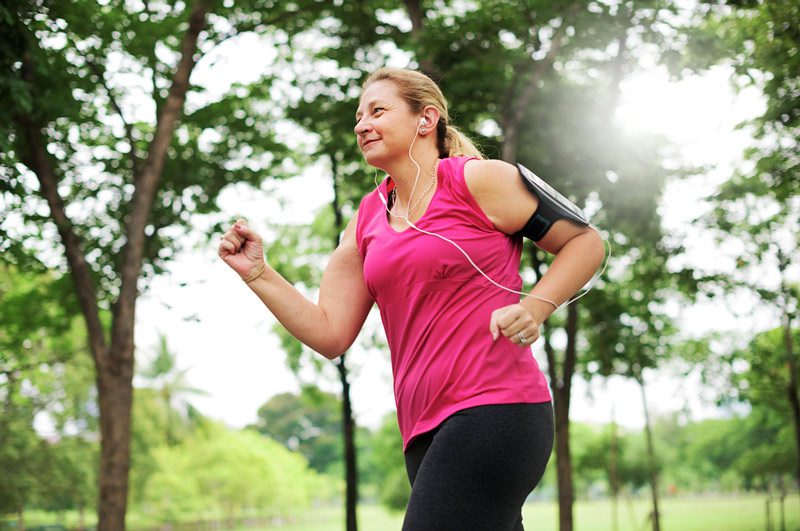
[{"x1": 218, "y1": 67, "x2": 605, "y2": 530}]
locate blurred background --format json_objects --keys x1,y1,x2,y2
[{"x1": 1, "y1": 0, "x2": 798, "y2": 530}]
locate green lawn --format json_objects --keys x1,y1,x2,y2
[
  {"x1": 234, "y1": 494, "x2": 799, "y2": 531},
  {"x1": 11, "y1": 494, "x2": 799, "y2": 530}
]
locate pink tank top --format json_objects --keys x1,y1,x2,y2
[{"x1": 356, "y1": 156, "x2": 551, "y2": 450}]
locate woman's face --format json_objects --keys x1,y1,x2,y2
[{"x1": 354, "y1": 80, "x2": 419, "y2": 169}]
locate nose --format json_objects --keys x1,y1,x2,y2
[{"x1": 354, "y1": 117, "x2": 371, "y2": 137}]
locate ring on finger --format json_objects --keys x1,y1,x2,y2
[{"x1": 517, "y1": 331, "x2": 527, "y2": 343}]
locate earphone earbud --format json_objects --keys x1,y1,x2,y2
[{"x1": 419, "y1": 117, "x2": 428, "y2": 133}]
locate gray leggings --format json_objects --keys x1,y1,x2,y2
[{"x1": 402, "y1": 402, "x2": 554, "y2": 531}]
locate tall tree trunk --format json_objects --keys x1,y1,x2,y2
[
  {"x1": 500, "y1": 17, "x2": 569, "y2": 163},
  {"x1": 96, "y1": 355, "x2": 134, "y2": 530},
  {"x1": 783, "y1": 311, "x2": 800, "y2": 495},
  {"x1": 533, "y1": 248, "x2": 578, "y2": 531},
  {"x1": 609, "y1": 398, "x2": 620, "y2": 531},
  {"x1": 544, "y1": 302, "x2": 579, "y2": 531},
  {"x1": 550, "y1": 375, "x2": 574, "y2": 531},
  {"x1": 330, "y1": 153, "x2": 359, "y2": 531},
  {"x1": 778, "y1": 250, "x2": 800, "y2": 494},
  {"x1": 15, "y1": 3, "x2": 209, "y2": 529},
  {"x1": 402, "y1": 0, "x2": 437, "y2": 77},
  {"x1": 503, "y1": 32, "x2": 582, "y2": 531},
  {"x1": 337, "y1": 355, "x2": 359, "y2": 531},
  {"x1": 637, "y1": 369, "x2": 661, "y2": 531}
]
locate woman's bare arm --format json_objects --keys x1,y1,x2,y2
[
  {"x1": 464, "y1": 159, "x2": 605, "y2": 337},
  {"x1": 220, "y1": 213, "x2": 373, "y2": 359}
]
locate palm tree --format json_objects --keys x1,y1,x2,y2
[{"x1": 137, "y1": 332, "x2": 208, "y2": 444}]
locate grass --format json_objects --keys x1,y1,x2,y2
[
  {"x1": 233, "y1": 494, "x2": 800, "y2": 531},
  {"x1": 10, "y1": 494, "x2": 799, "y2": 530}
]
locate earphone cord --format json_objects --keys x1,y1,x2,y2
[
  {"x1": 403, "y1": 217, "x2": 611, "y2": 311},
  {"x1": 390, "y1": 121, "x2": 424, "y2": 217},
  {"x1": 372, "y1": 119, "x2": 612, "y2": 311}
]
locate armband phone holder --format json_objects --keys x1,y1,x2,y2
[{"x1": 517, "y1": 163, "x2": 589, "y2": 241}]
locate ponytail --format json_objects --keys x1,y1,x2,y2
[{"x1": 442, "y1": 124, "x2": 483, "y2": 159}]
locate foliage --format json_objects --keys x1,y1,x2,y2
[
  {"x1": 367, "y1": 412, "x2": 409, "y2": 512},
  {"x1": 0, "y1": 263, "x2": 96, "y2": 514},
  {"x1": 250, "y1": 388, "x2": 343, "y2": 474},
  {"x1": 136, "y1": 332, "x2": 208, "y2": 445},
  {"x1": 728, "y1": 327, "x2": 800, "y2": 486},
  {"x1": 133, "y1": 421, "x2": 327, "y2": 524}
]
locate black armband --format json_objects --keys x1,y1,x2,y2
[{"x1": 517, "y1": 163, "x2": 589, "y2": 241}]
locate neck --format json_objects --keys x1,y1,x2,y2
[{"x1": 385, "y1": 145, "x2": 440, "y2": 205}]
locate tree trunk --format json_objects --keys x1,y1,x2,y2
[
  {"x1": 783, "y1": 311, "x2": 800, "y2": 495},
  {"x1": 16, "y1": 506, "x2": 24, "y2": 531},
  {"x1": 402, "y1": 0, "x2": 436, "y2": 77},
  {"x1": 500, "y1": 19, "x2": 569, "y2": 163},
  {"x1": 637, "y1": 370, "x2": 661, "y2": 531},
  {"x1": 609, "y1": 402, "x2": 620, "y2": 531},
  {"x1": 551, "y1": 381, "x2": 574, "y2": 531},
  {"x1": 330, "y1": 153, "x2": 358, "y2": 531},
  {"x1": 777, "y1": 249, "x2": 800, "y2": 494},
  {"x1": 533, "y1": 247, "x2": 577, "y2": 531},
  {"x1": 544, "y1": 301, "x2": 579, "y2": 531},
  {"x1": 337, "y1": 354, "x2": 359, "y2": 531},
  {"x1": 96, "y1": 355, "x2": 135, "y2": 530},
  {"x1": 502, "y1": 37, "x2": 585, "y2": 531}
]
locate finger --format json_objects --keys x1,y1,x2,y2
[
  {"x1": 234, "y1": 220, "x2": 260, "y2": 241},
  {"x1": 510, "y1": 329, "x2": 527, "y2": 345},
  {"x1": 489, "y1": 307, "x2": 510, "y2": 340},
  {"x1": 227, "y1": 230, "x2": 245, "y2": 248},
  {"x1": 516, "y1": 327, "x2": 540, "y2": 346},
  {"x1": 220, "y1": 233, "x2": 242, "y2": 253},
  {"x1": 497, "y1": 311, "x2": 526, "y2": 337},
  {"x1": 218, "y1": 238, "x2": 237, "y2": 256}
]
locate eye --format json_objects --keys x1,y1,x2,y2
[{"x1": 373, "y1": 107, "x2": 385, "y2": 115}]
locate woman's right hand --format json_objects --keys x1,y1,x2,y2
[{"x1": 218, "y1": 218, "x2": 266, "y2": 281}]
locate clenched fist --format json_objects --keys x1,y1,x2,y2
[
  {"x1": 489, "y1": 303, "x2": 541, "y2": 346},
  {"x1": 218, "y1": 218, "x2": 266, "y2": 282}
]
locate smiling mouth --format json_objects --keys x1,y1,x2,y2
[{"x1": 362, "y1": 139, "x2": 380, "y2": 148}]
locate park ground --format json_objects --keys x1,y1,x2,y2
[
  {"x1": 258, "y1": 494, "x2": 798, "y2": 531},
  {"x1": 12, "y1": 493, "x2": 799, "y2": 531}
]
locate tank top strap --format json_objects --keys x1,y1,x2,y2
[{"x1": 437, "y1": 156, "x2": 496, "y2": 232}]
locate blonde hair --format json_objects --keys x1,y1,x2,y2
[{"x1": 363, "y1": 68, "x2": 484, "y2": 160}]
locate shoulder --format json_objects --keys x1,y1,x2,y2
[
  {"x1": 463, "y1": 158, "x2": 539, "y2": 234},
  {"x1": 463, "y1": 158, "x2": 519, "y2": 188}
]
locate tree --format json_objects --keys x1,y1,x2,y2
[
  {"x1": 368, "y1": 412, "x2": 409, "y2": 513},
  {"x1": 732, "y1": 327, "x2": 800, "y2": 493},
  {"x1": 685, "y1": 0, "x2": 800, "y2": 491},
  {"x1": 137, "y1": 332, "x2": 208, "y2": 445},
  {"x1": 250, "y1": 389, "x2": 343, "y2": 474},
  {"x1": 138, "y1": 422, "x2": 325, "y2": 527},
  {"x1": 0, "y1": 263, "x2": 96, "y2": 526},
  {"x1": 37, "y1": 436, "x2": 98, "y2": 530},
  {"x1": 0, "y1": 1, "x2": 343, "y2": 526},
  {"x1": 2, "y1": 1, "x2": 211, "y2": 526}
]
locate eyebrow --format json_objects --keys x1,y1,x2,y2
[{"x1": 355, "y1": 98, "x2": 387, "y2": 120}]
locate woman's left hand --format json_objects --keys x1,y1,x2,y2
[{"x1": 489, "y1": 303, "x2": 541, "y2": 346}]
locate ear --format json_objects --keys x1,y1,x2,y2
[{"x1": 420, "y1": 105, "x2": 441, "y2": 134}]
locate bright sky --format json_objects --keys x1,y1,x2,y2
[{"x1": 131, "y1": 40, "x2": 771, "y2": 433}]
